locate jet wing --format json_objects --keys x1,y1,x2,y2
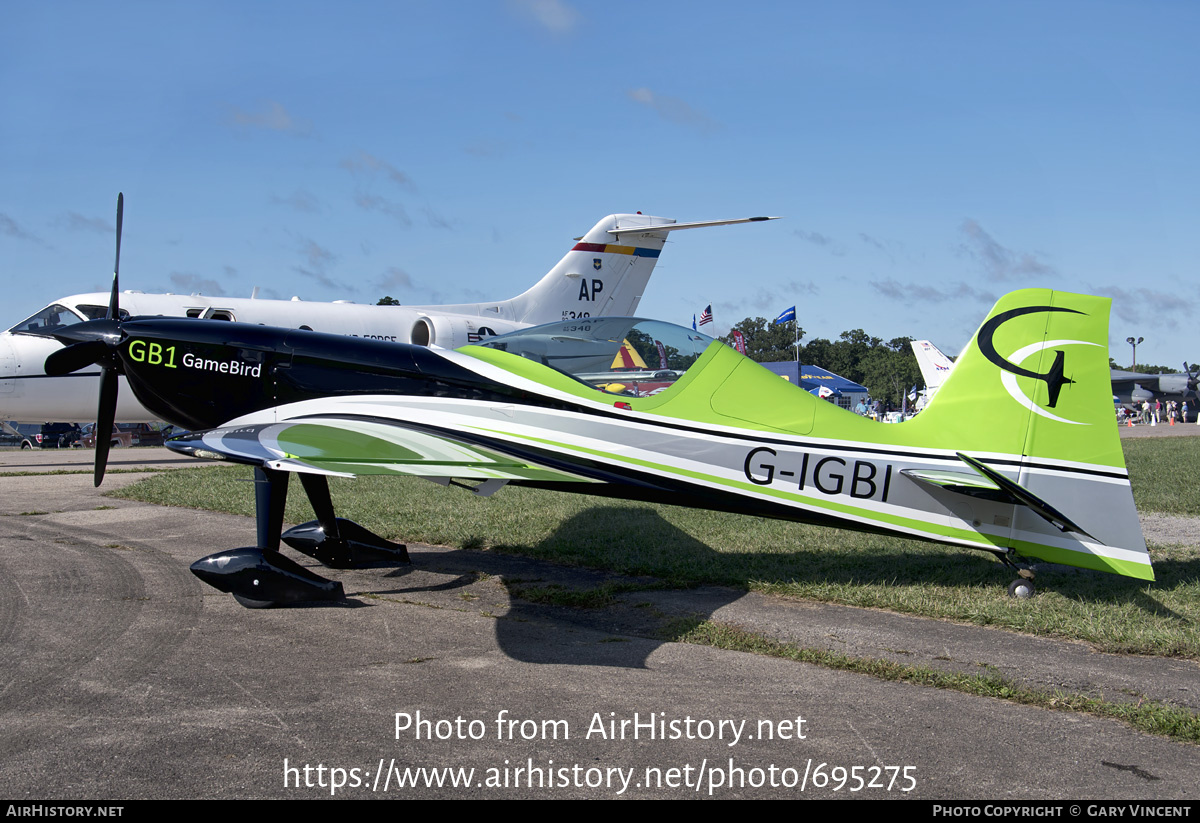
[
  {"x1": 166, "y1": 417, "x2": 598, "y2": 484},
  {"x1": 1110, "y1": 369, "x2": 1165, "y2": 390}
]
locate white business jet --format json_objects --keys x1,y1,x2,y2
[{"x1": 0, "y1": 212, "x2": 776, "y2": 422}]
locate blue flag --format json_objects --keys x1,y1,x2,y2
[
  {"x1": 774, "y1": 306, "x2": 796, "y2": 324},
  {"x1": 692, "y1": 314, "x2": 697, "y2": 331}
]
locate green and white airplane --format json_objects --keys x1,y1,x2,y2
[{"x1": 44, "y1": 203, "x2": 1151, "y2": 608}]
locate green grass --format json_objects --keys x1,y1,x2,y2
[
  {"x1": 111, "y1": 437, "x2": 1200, "y2": 658},
  {"x1": 1123, "y1": 437, "x2": 1200, "y2": 515},
  {"x1": 505, "y1": 580, "x2": 669, "y2": 608}
]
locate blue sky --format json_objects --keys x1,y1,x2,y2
[{"x1": 2, "y1": 1, "x2": 1196, "y2": 368}]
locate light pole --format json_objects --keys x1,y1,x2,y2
[{"x1": 1126, "y1": 336, "x2": 1144, "y2": 370}]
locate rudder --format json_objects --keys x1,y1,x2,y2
[{"x1": 913, "y1": 289, "x2": 1150, "y2": 579}]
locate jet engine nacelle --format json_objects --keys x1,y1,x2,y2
[
  {"x1": 1131, "y1": 385, "x2": 1155, "y2": 404},
  {"x1": 410, "y1": 313, "x2": 515, "y2": 348}
]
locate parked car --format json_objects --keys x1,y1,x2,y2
[
  {"x1": 3, "y1": 422, "x2": 83, "y2": 449},
  {"x1": 121, "y1": 422, "x2": 167, "y2": 447},
  {"x1": 80, "y1": 422, "x2": 178, "y2": 449},
  {"x1": 81, "y1": 424, "x2": 133, "y2": 449},
  {"x1": 0, "y1": 423, "x2": 23, "y2": 449}
]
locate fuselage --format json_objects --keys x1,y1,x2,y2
[{"x1": 0, "y1": 291, "x2": 525, "y2": 422}]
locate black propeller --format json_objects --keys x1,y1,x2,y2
[
  {"x1": 43, "y1": 193, "x2": 126, "y2": 486},
  {"x1": 93, "y1": 193, "x2": 125, "y2": 486}
]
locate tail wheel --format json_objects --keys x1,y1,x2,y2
[{"x1": 1007, "y1": 579, "x2": 1035, "y2": 599}]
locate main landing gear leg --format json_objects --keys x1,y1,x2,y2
[
  {"x1": 189, "y1": 467, "x2": 346, "y2": 608},
  {"x1": 281, "y1": 473, "x2": 409, "y2": 568}
]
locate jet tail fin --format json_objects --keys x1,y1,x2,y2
[
  {"x1": 910, "y1": 338, "x2": 955, "y2": 399},
  {"x1": 911, "y1": 289, "x2": 1151, "y2": 580},
  {"x1": 495, "y1": 214, "x2": 778, "y2": 325}
]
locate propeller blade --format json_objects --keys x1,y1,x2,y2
[
  {"x1": 94, "y1": 366, "x2": 118, "y2": 487},
  {"x1": 44, "y1": 340, "x2": 110, "y2": 377},
  {"x1": 109, "y1": 193, "x2": 123, "y2": 321},
  {"x1": 92, "y1": 193, "x2": 127, "y2": 487}
]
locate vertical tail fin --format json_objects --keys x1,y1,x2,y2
[
  {"x1": 463, "y1": 214, "x2": 779, "y2": 326},
  {"x1": 918, "y1": 289, "x2": 1119, "y2": 463},
  {"x1": 910, "y1": 339, "x2": 956, "y2": 399},
  {"x1": 913, "y1": 289, "x2": 1150, "y2": 579},
  {"x1": 504, "y1": 213, "x2": 676, "y2": 324}
]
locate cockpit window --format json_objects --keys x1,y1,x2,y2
[
  {"x1": 474, "y1": 318, "x2": 715, "y2": 397},
  {"x1": 77, "y1": 304, "x2": 129, "y2": 321},
  {"x1": 8, "y1": 304, "x2": 85, "y2": 334}
]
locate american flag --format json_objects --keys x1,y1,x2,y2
[{"x1": 698, "y1": 305, "x2": 713, "y2": 326}]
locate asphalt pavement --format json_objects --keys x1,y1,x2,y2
[
  {"x1": 1118, "y1": 419, "x2": 1200, "y2": 439},
  {"x1": 0, "y1": 448, "x2": 1196, "y2": 800}
]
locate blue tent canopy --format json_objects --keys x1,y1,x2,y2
[{"x1": 757, "y1": 362, "x2": 868, "y2": 396}]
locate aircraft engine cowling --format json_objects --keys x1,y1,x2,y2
[
  {"x1": 410, "y1": 314, "x2": 513, "y2": 348},
  {"x1": 1131, "y1": 386, "x2": 1155, "y2": 404}
]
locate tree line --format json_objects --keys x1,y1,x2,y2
[{"x1": 718, "y1": 317, "x2": 924, "y2": 407}]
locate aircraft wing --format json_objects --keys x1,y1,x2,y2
[
  {"x1": 1110, "y1": 369, "x2": 1162, "y2": 388},
  {"x1": 168, "y1": 417, "x2": 598, "y2": 485}
]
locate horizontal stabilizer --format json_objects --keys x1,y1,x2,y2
[
  {"x1": 608, "y1": 216, "x2": 778, "y2": 236},
  {"x1": 900, "y1": 468, "x2": 1002, "y2": 494},
  {"x1": 956, "y1": 452, "x2": 1100, "y2": 543}
]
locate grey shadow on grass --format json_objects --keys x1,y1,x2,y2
[
  {"x1": 337, "y1": 505, "x2": 740, "y2": 668},
  {"x1": 318, "y1": 503, "x2": 1192, "y2": 661}
]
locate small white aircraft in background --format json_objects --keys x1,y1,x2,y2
[
  {"x1": 910, "y1": 339, "x2": 956, "y2": 410},
  {"x1": 0, "y1": 211, "x2": 776, "y2": 422}
]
